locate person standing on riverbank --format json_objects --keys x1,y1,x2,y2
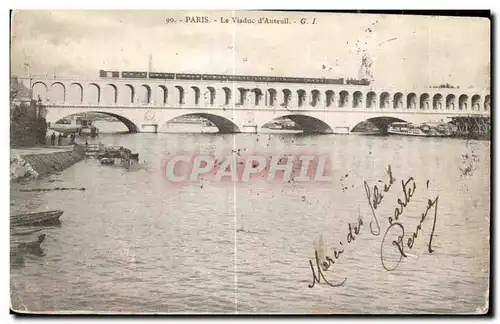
[
  {"x1": 50, "y1": 132, "x2": 56, "y2": 146},
  {"x1": 57, "y1": 134, "x2": 62, "y2": 146}
]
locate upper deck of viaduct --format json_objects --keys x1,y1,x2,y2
[{"x1": 20, "y1": 71, "x2": 491, "y2": 114}]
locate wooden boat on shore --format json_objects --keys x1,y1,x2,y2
[{"x1": 11, "y1": 210, "x2": 63, "y2": 227}]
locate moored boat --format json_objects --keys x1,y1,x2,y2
[
  {"x1": 11, "y1": 210, "x2": 63, "y2": 227},
  {"x1": 10, "y1": 227, "x2": 43, "y2": 236},
  {"x1": 100, "y1": 157, "x2": 115, "y2": 165},
  {"x1": 388, "y1": 122, "x2": 428, "y2": 137}
]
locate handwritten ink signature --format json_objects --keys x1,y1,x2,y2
[
  {"x1": 308, "y1": 165, "x2": 439, "y2": 288},
  {"x1": 308, "y1": 216, "x2": 363, "y2": 288},
  {"x1": 381, "y1": 196, "x2": 439, "y2": 271}
]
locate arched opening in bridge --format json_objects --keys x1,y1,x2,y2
[
  {"x1": 459, "y1": 94, "x2": 468, "y2": 110},
  {"x1": 366, "y1": 91, "x2": 377, "y2": 109},
  {"x1": 282, "y1": 89, "x2": 291, "y2": 107},
  {"x1": 252, "y1": 88, "x2": 263, "y2": 106},
  {"x1": 102, "y1": 84, "x2": 118, "y2": 105},
  {"x1": 267, "y1": 88, "x2": 277, "y2": 106},
  {"x1": 51, "y1": 112, "x2": 140, "y2": 133},
  {"x1": 174, "y1": 86, "x2": 185, "y2": 105},
  {"x1": 407, "y1": 93, "x2": 417, "y2": 110},
  {"x1": 88, "y1": 83, "x2": 101, "y2": 104},
  {"x1": 380, "y1": 92, "x2": 390, "y2": 109},
  {"x1": 433, "y1": 94, "x2": 443, "y2": 110},
  {"x1": 446, "y1": 94, "x2": 456, "y2": 110},
  {"x1": 420, "y1": 93, "x2": 430, "y2": 110},
  {"x1": 471, "y1": 94, "x2": 481, "y2": 111},
  {"x1": 123, "y1": 84, "x2": 135, "y2": 104},
  {"x1": 393, "y1": 92, "x2": 403, "y2": 109},
  {"x1": 50, "y1": 82, "x2": 66, "y2": 104},
  {"x1": 351, "y1": 116, "x2": 408, "y2": 134},
  {"x1": 339, "y1": 91, "x2": 349, "y2": 108},
  {"x1": 140, "y1": 85, "x2": 151, "y2": 104},
  {"x1": 353, "y1": 91, "x2": 363, "y2": 108},
  {"x1": 238, "y1": 87, "x2": 248, "y2": 106},
  {"x1": 67, "y1": 83, "x2": 83, "y2": 105},
  {"x1": 297, "y1": 89, "x2": 306, "y2": 107},
  {"x1": 325, "y1": 90, "x2": 334, "y2": 108},
  {"x1": 311, "y1": 90, "x2": 320, "y2": 107},
  {"x1": 157, "y1": 85, "x2": 168, "y2": 105},
  {"x1": 206, "y1": 87, "x2": 216, "y2": 106},
  {"x1": 222, "y1": 87, "x2": 231, "y2": 105},
  {"x1": 484, "y1": 95, "x2": 490, "y2": 111},
  {"x1": 32, "y1": 81, "x2": 48, "y2": 101},
  {"x1": 261, "y1": 114, "x2": 333, "y2": 134},
  {"x1": 161, "y1": 113, "x2": 240, "y2": 134},
  {"x1": 191, "y1": 86, "x2": 201, "y2": 105}
]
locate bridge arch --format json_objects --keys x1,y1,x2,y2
[
  {"x1": 32, "y1": 81, "x2": 48, "y2": 100},
  {"x1": 163, "y1": 113, "x2": 240, "y2": 133},
  {"x1": 339, "y1": 90, "x2": 349, "y2": 108},
  {"x1": 433, "y1": 94, "x2": 443, "y2": 110},
  {"x1": 393, "y1": 92, "x2": 403, "y2": 109},
  {"x1": 140, "y1": 85, "x2": 152, "y2": 104},
  {"x1": 51, "y1": 111, "x2": 140, "y2": 133},
  {"x1": 446, "y1": 94, "x2": 456, "y2": 110},
  {"x1": 261, "y1": 114, "x2": 333, "y2": 134},
  {"x1": 267, "y1": 88, "x2": 277, "y2": 106},
  {"x1": 251, "y1": 88, "x2": 263, "y2": 106},
  {"x1": 50, "y1": 82, "x2": 66, "y2": 103},
  {"x1": 237, "y1": 87, "x2": 248, "y2": 106},
  {"x1": 222, "y1": 87, "x2": 231, "y2": 105},
  {"x1": 206, "y1": 86, "x2": 216, "y2": 106},
  {"x1": 380, "y1": 92, "x2": 390, "y2": 109},
  {"x1": 88, "y1": 83, "x2": 101, "y2": 104},
  {"x1": 420, "y1": 93, "x2": 430, "y2": 110},
  {"x1": 407, "y1": 93, "x2": 417, "y2": 110},
  {"x1": 485, "y1": 95, "x2": 490, "y2": 111},
  {"x1": 325, "y1": 90, "x2": 334, "y2": 108},
  {"x1": 353, "y1": 91, "x2": 363, "y2": 108},
  {"x1": 366, "y1": 91, "x2": 377, "y2": 109},
  {"x1": 174, "y1": 86, "x2": 185, "y2": 105},
  {"x1": 122, "y1": 84, "x2": 135, "y2": 104},
  {"x1": 282, "y1": 89, "x2": 292, "y2": 107},
  {"x1": 297, "y1": 89, "x2": 306, "y2": 107},
  {"x1": 67, "y1": 83, "x2": 83, "y2": 104},
  {"x1": 351, "y1": 116, "x2": 408, "y2": 133},
  {"x1": 102, "y1": 84, "x2": 118, "y2": 105},
  {"x1": 157, "y1": 85, "x2": 168, "y2": 105},
  {"x1": 311, "y1": 90, "x2": 320, "y2": 107},
  {"x1": 471, "y1": 94, "x2": 481, "y2": 111},
  {"x1": 191, "y1": 86, "x2": 201, "y2": 105},
  {"x1": 459, "y1": 94, "x2": 468, "y2": 110}
]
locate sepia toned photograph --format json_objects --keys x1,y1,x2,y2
[{"x1": 9, "y1": 10, "x2": 490, "y2": 314}]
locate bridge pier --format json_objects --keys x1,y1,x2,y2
[
  {"x1": 141, "y1": 123, "x2": 158, "y2": 133},
  {"x1": 241, "y1": 124, "x2": 258, "y2": 134},
  {"x1": 332, "y1": 127, "x2": 350, "y2": 134}
]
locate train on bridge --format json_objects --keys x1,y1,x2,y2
[{"x1": 99, "y1": 70, "x2": 371, "y2": 86}]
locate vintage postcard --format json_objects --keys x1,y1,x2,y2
[{"x1": 9, "y1": 10, "x2": 490, "y2": 314}]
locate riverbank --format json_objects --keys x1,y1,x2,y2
[{"x1": 10, "y1": 145, "x2": 85, "y2": 182}]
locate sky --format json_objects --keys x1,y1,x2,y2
[{"x1": 10, "y1": 10, "x2": 490, "y2": 89}]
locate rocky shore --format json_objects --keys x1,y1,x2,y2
[{"x1": 10, "y1": 145, "x2": 85, "y2": 182}]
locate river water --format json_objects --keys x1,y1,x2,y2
[{"x1": 10, "y1": 122, "x2": 490, "y2": 314}]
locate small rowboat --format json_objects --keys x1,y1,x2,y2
[
  {"x1": 100, "y1": 157, "x2": 115, "y2": 165},
  {"x1": 10, "y1": 210, "x2": 63, "y2": 227},
  {"x1": 10, "y1": 227, "x2": 43, "y2": 236}
]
